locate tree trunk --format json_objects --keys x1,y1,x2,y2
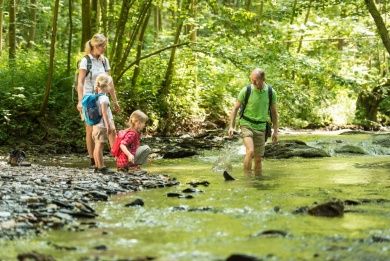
[
  {"x1": 245, "y1": 0, "x2": 251, "y2": 10},
  {"x1": 114, "y1": 1, "x2": 152, "y2": 80},
  {"x1": 0, "y1": 0, "x2": 3, "y2": 54},
  {"x1": 100, "y1": 0, "x2": 108, "y2": 37},
  {"x1": 131, "y1": 8, "x2": 151, "y2": 87},
  {"x1": 355, "y1": 82, "x2": 389, "y2": 127},
  {"x1": 81, "y1": 0, "x2": 92, "y2": 51},
  {"x1": 153, "y1": 5, "x2": 161, "y2": 41},
  {"x1": 8, "y1": 0, "x2": 16, "y2": 63},
  {"x1": 91, "y1": 0, "x2": 99, "y2": 33},
  {"x1": 365, "y1": 0, "x2": 390, "y2": 56},
  {"x1": 40, "y1": 0, "x2": 60, "y2": 115},
  {"x1": 67, "y1": 0, "x2": 73, "y2": 74},
  {"x1": 110, "y1": 0, "x2": 134, "y2": 65},
  {"x1": 286, "y1": 0, "x2": 297, "y2": 50},
  {"x1": 188, "y1": 0, "x2": 197, "y2": 42},
  {"x1": 27, "y1": 0, "x2": 37, "y2": 49},
  {"x1": 158, "y1": 0, "x2": 189, "y2": 134},
  {"x1": 297, "y1": 0, "x2": 313, "y2": 54}
]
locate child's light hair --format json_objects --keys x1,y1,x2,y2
[
  {"x1": 84, "y1": 33, "x2": 107, "y2": 55},
  {"x1": 128, "y1": 110, "x2": 148, "y2": 128},
  {"x1": 95, "y1": 74, "x2": 112, "y2": 92}
]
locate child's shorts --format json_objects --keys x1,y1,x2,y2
[{"x1": 92, "y1": 122, "x2": 115, "y2": 143}]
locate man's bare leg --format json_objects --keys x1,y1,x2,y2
[
  {"x1": 254, "y1": 154, "x2": 263, "y2": 176},
  {"x1": 243, "y1": 137, "x2": 254, "y2": 174}
]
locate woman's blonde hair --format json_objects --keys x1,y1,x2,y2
[
  {"x1": 95, "y1": 74, "x2": 112, "y2": 92},
  {"x1": 128, "y1": 110, "x2": 148, "y2": 128},
  {"x1": 84, "y1": 33, "x2": 107, "y2": 55}
]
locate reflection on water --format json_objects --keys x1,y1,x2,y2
[{"x1": 1, "y1": 134, "x2": 390, "y2": 260}]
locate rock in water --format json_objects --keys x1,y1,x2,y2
[
  {"x1": 125, "y1": 198, "x2": 144, "y2": 207},
  {"x1": 308, "y1": 201, "x2": 344, "y2": 217},
  {"x1": 223, "y1": 171, "x2": 235, "y2": 181},
  {"x1": 226, "y1": 254, "x2": 261, "y2": 261}
]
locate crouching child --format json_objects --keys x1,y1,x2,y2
[
  {"x1": 112, "y1": 110, "x2": 150, "y2": 174},
  {"x1": 93, "y1": 74, "x2": 116, "y2": 174}
]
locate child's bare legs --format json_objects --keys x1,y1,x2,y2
[
  {"x1": 93, "y1": 141, "x2": 105, "y2": 169},
  {"x1": 107, "y1": 129, "x2": 116, "y2": 150}
]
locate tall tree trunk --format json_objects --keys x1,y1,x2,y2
[
  {"x1": 245, "y1": 0, "x2": 251, "y2": 10},
  {"x1": 297, "y1": 0, "x2": 312, "y2": 54},
  {"x1": 67, "y1": 0, "x2": 73, "y2": 74},
  {"x1": 158, "y1": 1, "x2": 189, "y2": 134},
  {"x1": 110, "y1": 0, "x2": 134, "y2": 64},
  {"x1": 114, "y1": 1, "x2": 152, "y2": 80},
  {"x1": 153, "y1": 5, "x2": 161, "y2": 41},
  {"x1": 131, "y1": 8, "x2": 151, "y2": 87},
  {"x1": 8, "y1": 0, "x2": 16, "y2": 63},
  {"x1": 27, "y1": 0, "x2": 37, "y2": 49},
  {"x1": 286, "y1": 0, "x2": 297, "y2": 50},
  {"x1": 188, "y1": 0, "x2": 197, "y2": 42},
  {"x1": 365, "y1": 0, "x2": 390, "y2": 56},
  {"x1": 81, "y1": 0, "x2": 92, "y2": 51},
  {"x1": 0, "y1": 0, "x2": 3, "y2": 54},
  {"x1": 256, "y1": 0, "x2": 264, "y2": 31},
  {"x1": 100, "y1": 0, "x2": 108, "y2": 37},
  {"x1": 91, "y1": 0, "x2": 99, "y2": 33},
  {"x1": 40, "y1": 0, "x2": 60, "y2": 115}
]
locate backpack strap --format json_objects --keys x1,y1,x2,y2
[
  {"x1": 102, "y1": 56, "x2": 108, "y2": 72},
  {"x1": 268, "y1": 85, "x2": 273, "y2": 122},
  {"x1": 85, "y1": 55, "x2": 92, "y2": 81},
  {"x1": 239, "y1": 84, "x2": 252, "y2": 118}
]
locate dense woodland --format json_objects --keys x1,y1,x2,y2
[{"x1": 0, "y1": 0, "x2": 389, "y2": 150}]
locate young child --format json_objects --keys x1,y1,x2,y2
[
  {"x1": 92, "y1": 74, "x2": 116, "y2": 174},
  {"x1": 115, "y1": 110, "x2": 150, "y2": 174}
]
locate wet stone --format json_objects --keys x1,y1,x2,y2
[
  {"x1": 0, "y1": 162, "x2": 178, "y2": 239},
  {"x1": 125, "y1": 198, "x2": 145, "y2": 207},
  {"x1": 308, "y1": 201, "x2": 344, "y2": 217}
]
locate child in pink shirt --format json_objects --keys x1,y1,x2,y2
[{"x1": 114, "y1": 110, "x2": 150, "y2": 174}]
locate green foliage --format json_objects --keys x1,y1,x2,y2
[{"x1": 1, "y1": 0, "x2": 390, "y2": 149}]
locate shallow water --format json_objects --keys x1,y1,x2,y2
[{"x1": 1, "y1": 134, "x2": 390, "y2": 260}]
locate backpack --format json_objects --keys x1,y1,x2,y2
[
  {"x1": 239, "y1": 84, "x2": 274, "y2": 141},
  {"x1": 72, "y1": 55, "x2": 108, "y2": 101},
  {"x1": 111, "y1": 129, "x2": 136, "y2": 157},
  {"x1": 82, "y1": 93, "x2": 104, "y2": 126}
]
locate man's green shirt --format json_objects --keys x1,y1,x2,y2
[{"x1": 238, "y1": 84, "x2": 277, "y2": 131}]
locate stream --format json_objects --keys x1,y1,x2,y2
[{"x1": 0, "y1": 133, "x2": 389, "y2": 260}]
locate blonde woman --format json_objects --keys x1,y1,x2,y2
[{"x1": 77, "y1": 33, "x2": 120, "y2": 168}]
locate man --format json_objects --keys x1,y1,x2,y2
[{"x1": 228, "y1": 68, "x2": 279, "y2": 175}]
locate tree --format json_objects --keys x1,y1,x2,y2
[
  {"x1": 0, "y1": 0, "x2": 4, "y2": 54},
  {"x1": 67, "y1": 0, "x2": 73, "y2": 74},
  {"x1": 364, "y1": 0, "x2": 390, "y2": 55},
  {"x1": 40, "y1": 0, "x2": 60, "y2": 115},
  {"x1": 9, "y1": 0, "x2": 16, "y2": 62},
  {"x1": 81, "y1": 0, "x2": 92, "y2": 51},
  {"x1": 27, "y1": 0, "x2": 37, "y2": 49}
]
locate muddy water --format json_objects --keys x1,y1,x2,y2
[{"x1": 0, "y1": 134, "x2": 389, "y2": 260}]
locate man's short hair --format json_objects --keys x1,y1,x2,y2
[{"x1": 252, "y1": 68, "x2": 265, "y2": 80}]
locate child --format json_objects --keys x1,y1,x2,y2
[
  {"x1": 115, "y1": 110, "x2": 150, "y2": 174},
  {"x1": 92, "y1": 74, "x2": 116, "y2": 174}
]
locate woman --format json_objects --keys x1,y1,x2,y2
[{"x1": 77, "y1": 33, "x2": 120, "y2": 168}]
